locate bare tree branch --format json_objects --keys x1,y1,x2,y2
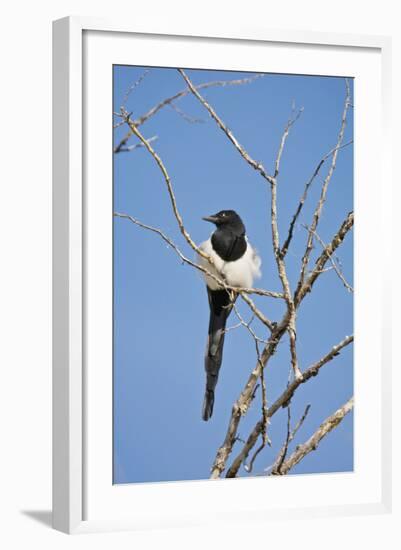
[
  {"x1": 168, "y1": 102, "x2": 205, "y2": 124},
  {"x1": 302, "y1": 224, "x2": 353, "y2": 293},
  {"x1": 274, "y1": 105, "x2": 304, "y2": 178},
  {"x1": 119, "y1": 109, "x2": 213, "y2": 262},
  {"x1": 280, "y1": 139, "x2": 353, "y2": 258},
  {"x1": 273, "y1": 397, "x2": 354, "y2": 475},
  {"x1": 240, "y1": 293, "x2": 277, "y2": 331},
  {"x1": 224, "y1": 334, "x2": 353, "y2": 478},
  {"x1": 225, "y1": 315, "x2": 255, "y2": 336},
  {"x1": 296, "y1": 79, "x2": 351, "y2": 289},
  {"x1": 227, "y1": 308, "x2": 274, "y2": 465},
  {"x1": 231, "y1": 303, "x2": 270, "y2": 345},
  {"x1": 113, "y1": 118, "x2": 127, "y2": 129},
  {"x1": 210, "y1": 319, "x2": 289, "y2": 479},
  {"x1": 295, "y1": 211, "x2": 354, "y2": 306},
  {"x1": 271, "y1": 111, "x2": 302, "y2": 379},
  {"x1": 121, "y1": 69, "x2": 150, "y2": 108},
  {"x1": 288, "y1": 318, "x2": 301, "y2": 379},
  {"x1": 114, "y1": 74, "x2": 264, "y2": 153},
  {"x1": 116, "y1": 135, "x2": 158, "y2": 152},
  {"x1": 269, "y1": 403, "x2": 311, "y2": 475},
  {"x1": 242, "y1": 342, "x2": 272, "y2": 474},
  {"x1": 178, "y1": 69, "x2": 275, "y2": 185},
  {"x1": 258, "y1": 343, "x2": 271, "y2": 448}
]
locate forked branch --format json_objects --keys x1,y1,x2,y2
[
  {"x1": 295, "y1": 211, "x2": 354, "y2": 306},
  {"x1": 272, "y1": 397, "x2": 354, "y2": 475},
  {"x1": 269, "y1": 403, "x2": 311, "y2": 475}
]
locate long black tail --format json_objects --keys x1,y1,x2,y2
[{"x1": 202, "y1": 288, "x2": 235, "y2": 421}]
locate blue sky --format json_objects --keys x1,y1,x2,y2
[{"x1": 113, "y1": 66, "x2": 353, "y2": 484}]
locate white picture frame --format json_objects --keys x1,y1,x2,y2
[{"x1": 52, "y1": 16, "x2": 392, "y2": 534}]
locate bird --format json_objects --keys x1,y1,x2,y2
[{"x1": 198, "y1": 210, "x2": 261, "y2": 421}]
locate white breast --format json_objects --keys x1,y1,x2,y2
[{"x1": 198, "y1": 237, "x2": 261, "y2": 290}]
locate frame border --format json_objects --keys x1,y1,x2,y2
[{"x1": 52, "y1": 16, "x2": 392, "y2": 534}]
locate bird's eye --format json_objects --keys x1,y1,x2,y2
[{"x1": 221, "y1": 212, "x2": 226, "y2": 217}]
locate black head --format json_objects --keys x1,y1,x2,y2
[{"x1": 202, "y1": 210, "x2": 245, "y2": 234}]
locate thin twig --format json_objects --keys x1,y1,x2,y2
[
  {"x1": 240, "y1": 293, "x2": 277, "y2": 331},
  {"x1": 302, "y1": 224, "x2": 353, "y2": 293},
  {"x1": 231, "y1": 303, "x2": 271, "y2": 345},
  {"x1": 114, "y1": 73, "x2": 264, "y2": 153},
  {"x1": 228, "y1": 306, "x2": 273, "y2": 463},
  {"x1": 243, "y1": 342, "x2": 272, "y2": 474},
  {"x1": 296, "y1": 78, "x2": 351, "y2": 289},
  {"x1": 224, "y1": 319, "x2": 252, "y2": 335},
  {"x1": 271, "y1": 109, "x2": 302, "y2": 379},
  {"x1": 295, "y1": 211, "x2": 354, "y2": 306},
  {"x1": 113, "y1": 118, "x2": 127, "y2": 129},
  {"x1": 280, "y1": 139, "x2": 353, "y2": 258},
  {"x1": 116, "y1": 135, "x2": 158, "y2": 152},
  {"x1": 121, "y1": 69, "x2": 150, "y2": 108},
  {"x1": 274, "y1": 105, "x2": 304, "y2": 178},
  {"x1": 269, "y1": 403, "x2": 311, "y2": 475},
  {"x1": 168, "y1": 102, "x2": 205, "y2": 124},
  {"x1": 273, "y1": 397, "x2": 353, "y2": 475}
]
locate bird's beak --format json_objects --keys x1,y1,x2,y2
[{"x1": 202, "y1": 214, "x2": 219, "y2": 224}]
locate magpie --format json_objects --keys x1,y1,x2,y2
[{"x1": 198, "y1": 210, "x2": 261, "y2": 421}]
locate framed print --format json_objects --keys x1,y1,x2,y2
[{"x1": 52, "y1": 17, "x2": 392, "y2": 534}]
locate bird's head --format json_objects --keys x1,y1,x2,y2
[{"x1": 202, "y1": 210, "x2": 245, "y2": 234}]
